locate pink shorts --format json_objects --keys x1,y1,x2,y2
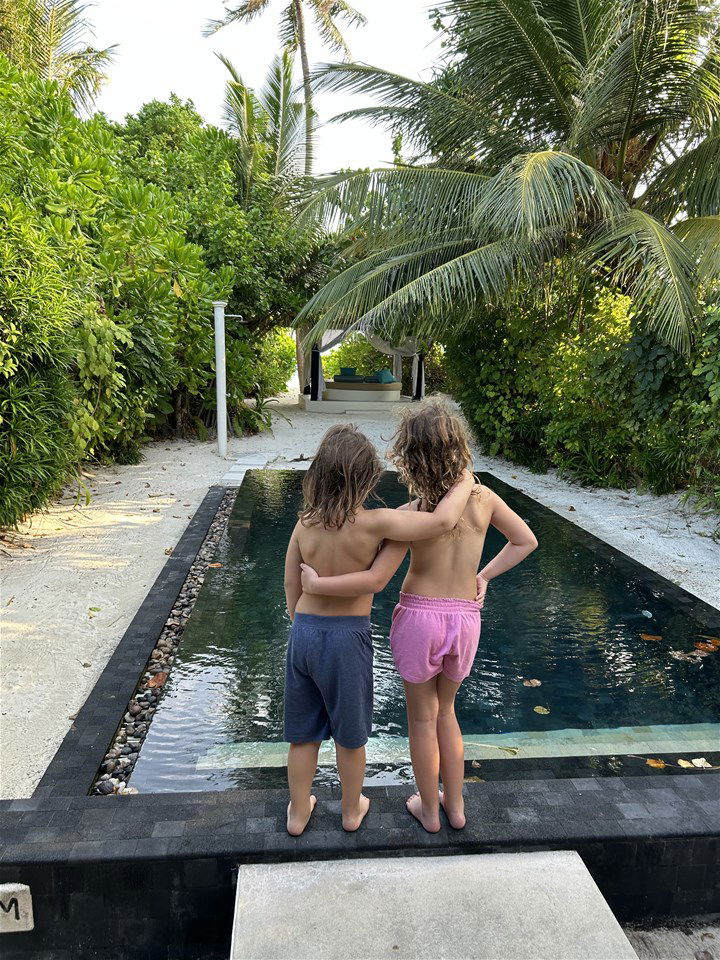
[{"x1": 389, "y1": 592, "x2": 481, "y2": 685}]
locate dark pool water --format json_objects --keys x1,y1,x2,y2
[{"x1": 130, "y1": 470, "x2": 720, "y2": 792}]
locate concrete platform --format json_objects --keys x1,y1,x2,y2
[
  {"x1": 298, "y1": 394, "x2": 409, "y2": 413},
  {"x1": 230, "y1": 851, "x2": 639, "y2": 960}
]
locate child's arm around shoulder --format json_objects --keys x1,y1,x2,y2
[
  {"x1": 301, "y1": 538, "x2": 408, "y2": 598},
  {"x1": 284, "y1": 522, "x2": 303, "y2": 620},
  {"x1": 368, "y1": 468, "x2": 475, "y2": 542}
]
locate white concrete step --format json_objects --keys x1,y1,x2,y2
[{"x1": 230, "y1": 851, "x2": 639, "y2": 960}]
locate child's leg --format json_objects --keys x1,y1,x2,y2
[
  {"x1": 403, "y1": 677, "x2": 442, "y2": 833},
  {"x1": 335, "y1": 743, "x2": 370, "y2": 831},
  {"x1": 436, "y1": 673, "x2": 466, "y2": 828},
  {"x1": 287, "y1": 741, "x2": 320, "y2": 836}
]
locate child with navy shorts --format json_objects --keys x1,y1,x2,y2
[{"x1": 282, "y1": 424, "x2": 474, "y2": 836}]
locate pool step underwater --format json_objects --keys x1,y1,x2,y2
[
  {"x1": 197, "y1": 721, "x2": 720, "y2": 769},
  {"x1": 230, "y1": 851, "x2": 639, "y2": 960}
]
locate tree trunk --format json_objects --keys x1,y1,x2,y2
[{"x1": 294, "y1": 0, "x2": 313, "y2": 178}]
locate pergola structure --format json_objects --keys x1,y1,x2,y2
[
  {"x1": 304, "y1": 325, "x2": 426, "y2": 410},
  {"x1": 211, "y1": 303, "x2": 427, "y2": 456}
]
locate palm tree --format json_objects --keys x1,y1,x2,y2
[
  {"x1": 297, "y1": 0, "x2": 720, "y2": 353},
  {"x1": 207, "y1": 1, "x2": 368, "y2": 389},
  {"x1": 0, "y1": 0, "x2": 115, "y2": 112},
  {"x1": 218, "y1": 48, "x2": 306, "y2": 203},
  {"x1": 206, "y1": 0, "x2": 367, "y2": 178}
]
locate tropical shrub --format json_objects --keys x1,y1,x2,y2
[
  {"x1": 0, "y1": 60, "x2": 311, "y2": 526},
  {"x1": 0, "y1": 192, "x2": 81, "y2": 526},
  {"x1": 446, "y1": 296, "x2": 720, "y2": 513}
]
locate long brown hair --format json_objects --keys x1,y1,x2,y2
[
  {"x1": 300, "y1": 424, "x2": 382, "y2": 529},
  {"x1": 388, "y1": 400, "x2": 473, "y2": 511}
]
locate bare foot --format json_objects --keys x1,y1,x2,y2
[
  {"x1": 439, "y1": 790, "x2": 466, "y2": 829},
  {"x1": 406, "y1": 792, "x2": 441, "y2": 833},
  {"x1": 342, "y1": 794, "x2": 370, "y2": 832},
  {"x1": 287, "y1": 795, "x2": 317, "y2": 836}
]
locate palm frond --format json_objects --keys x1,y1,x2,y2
[
  {"x1": 439, "y1": 0, "x2": 580, "y2": 139},
  {"x1": 571, "y1": 0, "x2": 720, "y2": 173},
  {"x1": 545, "y1": 0, "x2": 604, "y2": 66},
  {"x1": 1, "y1": 0, "x2": 114, "y2": 110},
  {"x1": 302, "y1": 234, "x2": 540, "y2": 344},
  {"x1": 257, "y1": 50, "x2": 305, "y2": 178},
  {"x1": 673, "y1": 216, "x2": 720, "y2": 287},
  {"x1": 585, "y1": 209, "x2": 699, "y2": 351},
  {"x1": 297, "y1": 166, "x2": 491, "y2": 244},
  {"x1": 277, "y1": 1, "x2": 299, "y2": 49},
  {"x1": 643, "y1": 129, "x2": 720, "y2": 220},
  {"x1": 203, "y1": 0, "x2": 271, "y2": 37},
  {"x1": 312, "y1": 61, "x2": 487, "y2": 162},
  {"x1": 310, "y1": 0, "x2": 367, "y2": 56},
  {"x1": 477, "y1": 150, "x2": 625, "y2": 239}
]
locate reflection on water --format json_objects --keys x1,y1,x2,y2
[{"x1": 131, "y1": 471, "x2": 720, "y2": 792}]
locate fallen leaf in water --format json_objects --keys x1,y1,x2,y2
[
  {"x1": 645, "y1": 758, "x2": 666, "y2": 769},
  {"x1": 670, "y1": 650, "x2": 707, "y2": 662},
  {"x1": 463, "y1": 776, "x2": 484, "y2": 783},
  {"x1": 677, "y1": 759, "x2": 695, "y2": 768},
  {"x1": 147, "y1": 672, "x2": 168, "y2": 689},
  {"x1": 698, "y1": 635, "x2": 720, "y2": 646},
  {"x1": 208, "y1": 562, "x2": 223, "y2": 568},
  {"x1": 692, "y1": 757, "x2": 712, "y2": 768},
  {"x1": 523, "y1": 678, "x2": 542, "y2": 687},
  {"x1": 695, "y1": 641, "x2": 717, "y2": 653},
  {"x1": 534, "y1": 705, "x2": 550, "y2": 715},
  {"x1": 471, "y1": 760, "x2": 481, "y2": 768},
  {"x1": 640, "y1": 633, "x2": 662, "y2": 642}
]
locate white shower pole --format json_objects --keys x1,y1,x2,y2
[{"x1": 213, "y1": 301, "x2": 228, "y2": 458}]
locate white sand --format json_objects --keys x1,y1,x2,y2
[{"x1": 1, "y1": 392, "x2": 718, "y2": 799}]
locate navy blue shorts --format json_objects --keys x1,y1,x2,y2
[{"x1": 284, "y1": 613, "x2": 373, "y2": 749}]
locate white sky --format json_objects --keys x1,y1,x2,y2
[{"x1": 91, "y1": 0, "x2": 439, "y2": 174}]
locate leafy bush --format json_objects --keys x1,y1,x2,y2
[
  {"x1": 323, "y1": 333, "x2": 447, "y2": 394},
  {"x1": 0, "y1": 63, "x2": 315, "y2": 526},
  {"x1": 446, "y1": 293, "x2": 720, "y2": 515}
]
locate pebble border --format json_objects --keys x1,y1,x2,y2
[{"x1": 91, "y1": 489, "x2": 238, "y2": 796}]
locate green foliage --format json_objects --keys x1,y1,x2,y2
[
  {"x1": 300, "y1": 0, "x2": 720, "y2": 353},
  {"x1": 322, "y1": 334, "x2": 391, "y2": 378},
  {"x1": 323, "y1": 333, "x2": 447, "y2": 394},
  {"x1": 0, "y1": 62, "x2": 310, "y2": 526},
  {"x1": 115, "y1": 97, "x2": 322, "y2": 336},
  {"x1": 446, "y1": 295, "x2": 720, "y2": 515}
]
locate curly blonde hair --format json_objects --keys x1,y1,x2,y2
[
  {"x1": 388, "y1": 400, "x2": 473, "y2": 511},
  {"x1": 300, "y1": 424, "x2": 382, "y2": 529}
]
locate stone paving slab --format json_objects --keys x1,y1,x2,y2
[{"x1": 230, "y1": 851, "x2": 639, "y2": 960}]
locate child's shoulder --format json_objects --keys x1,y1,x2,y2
[{"x1": 471, "y1": 482, "x2": 496, "y2": 506}]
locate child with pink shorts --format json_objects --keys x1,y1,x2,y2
[{"x1": 300, "y1": 401, "x2": 537, "y2": 833}]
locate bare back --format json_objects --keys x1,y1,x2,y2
[
  {"x1": 402, "y1": 485, "x2": 492, "y2": 601},
  {"x1": 294, "y1": 510, "x2": 381, "y2": 616}
]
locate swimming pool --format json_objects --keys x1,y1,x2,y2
[{"x1": 130, "y1": 470, "x2": 720, "y2": 792}]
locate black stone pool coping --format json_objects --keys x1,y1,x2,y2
[{"x1": 1, "y1": 476, "x2": 719, "y2": 958}]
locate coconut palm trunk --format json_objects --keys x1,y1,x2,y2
[{"x1": 293, "y1": 0, "x2": 313, "y2": 178}]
